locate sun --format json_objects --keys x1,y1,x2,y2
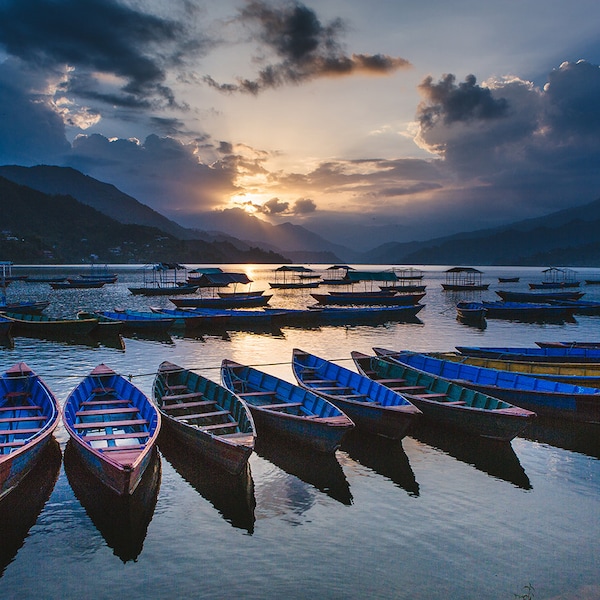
[{"x1": 229, "y1": 193, "x2": 271, "y2": 214}]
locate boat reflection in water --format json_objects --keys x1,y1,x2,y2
[
  {"x1": 0, "y1": 438, "x2": 62, "y2": 575},
  {"x1": 409, "y1": 421, "x2": 532, "y2": 490},
  {"x1": 522, "y1": 417, "x2": 600, "y2": 459},
  {"x1": 63, "y1": 440, "x2": 161, "y2": 563},
  {"x1": 340, "y1": 430, "x2": 419, "y2": 497},
  {"x1": 158, "y1": 432, "x2": 256, "y2": 533},
  {"x1": 254, "y1": 434, "x2": 352, "y2": 506}
]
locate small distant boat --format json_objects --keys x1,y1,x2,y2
[
  {"x1": 221, "y1": 359, "x2": 353, "y2": 453},
  {"x1": 1, "y1": 312, "x2": 99, "y2": 337},
  {"x1": 456, "y1": 345, "x2": 600, "y2": 363},
  {"x1": 50, "y1": 279, "x2": 106, "y2": 289},
  {"x1": 585, "y1": 279, "x2": 600, "y2": 285},
  {"x1": 322, "y1": 265, "x2": 354, "y2": 285},
  {"x1": 268, "y1": 266, "x2": 321, "y2": 289},
  {"x1": 456, "y1": 301, "x2": 487, "y2": 321},
  {"x1": 528, "y1": 267, "x2": 579, "y2": 289},
  {"x1": 25, "y1": 276, "x2": 67, "y2": 284},
  {"x1": 96, "y1": 310, "x2": 174, "y2": 333},
  {"x1": 291, "y1": 348, "x2": 421, "y2": 439},
  {"x1": 498, "y1": 277, "x2": 520, "y2": 283},
  {"x1": 216, "y1": 290, "x2": 265, "y2": 298},
  {"x1": 351, "y1": 351, "x2": 535, "y2": 441},
  {"x1": 129, "y1": 283, "x2": 199, "y2": 296},
  {"x1": 478, "y1": 301, "x2": 576, "y2": 320},
  {"x1": 373, "y1": 349, "x2": 600, "y2": 424},
  {"x1": 0, "y1": 300, "x2": 50, "y2": 315},
  {"x1": 441, "y1": 267, "x2": 489, "y2": 291},
  {"x1": 62, "y1": 364, "x2": 161, "y2": 495},
  {"x1": 153, "y1": 361, "x2": 255, "y2": 474},
  {"x1": 0, "y1": 362, "x2": 60, "y2": 500},
  {"x1": 496, "y1": 290, "x2": 584, "y2": 302},
  {"x1": 170, "y1": 294, "x2": 272, "y2": 309}
]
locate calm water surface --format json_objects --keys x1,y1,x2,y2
[{"x1": 0, "y1": 265, "x2": 598, "y2": 599}]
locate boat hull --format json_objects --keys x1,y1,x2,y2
[{"x1": 171, "y1": 295, "x2": 272, "y2": 308}]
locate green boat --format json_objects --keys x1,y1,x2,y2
[
  {"x1": 351, "y1": 351, "x2": 535, "y2": 442},
  {"x1": 2, "y1": 312, "x2": 99, "y2": 337}
]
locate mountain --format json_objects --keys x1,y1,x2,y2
[
  {"x1": 0, "y1": 176, "x2": 288, "y2": 264},
  {"x1": 362, "y1": 196, "x2": 600, "y2": 266}
]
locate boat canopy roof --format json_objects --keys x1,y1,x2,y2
[
  {"x1": 274, "y1": 265, "x2": 314, "y2": 272},
  {"x1": 445, "y1": 267, "x2": 483, "y2": 274},
  {"x1": 326, "y1": 265, "x2": 355, "y2": 271},
  {"x1": 195, "y1": 272, "x2": 252, "y2": 286},
  {"x1": 189, "y1": 267, "x2": 224, "y2": 274},
  {"x1": 346, "y1": 270, "x2": 398, "y2": 282}
]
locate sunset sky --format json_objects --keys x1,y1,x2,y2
[{"x1": 1, "y1": 0, "x2": 599, "y2": 248}]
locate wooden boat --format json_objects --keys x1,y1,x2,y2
[
  {"x1": 312, "y1": 303, "x2": 424, "y2": 324},
  {"x1": 217, "y1": 290, "x2": 265, "y2": 298},
  {"x1": 188, "y1": 308, "x2": 282, "y2": 327},
  {"x1": 426, "y1": 351, "x2": 600, "y2": 387},
  {"x1": 456, "y1": 301, "x2": 487, "y2": 321},
  {"x1": 149, "y1": 307, "x2": 230, "y2": 330},
  {"x1": 170, "y1": 294, "x2": 272, "y2": 309},
  {"x1": 221, "y1": 359, "x2": 353, "y2": 453},
  {"x1": 96, "y1": 310, "x2": 174, "y2": 333},
  {"x1": 546, "y1": 299, "x2": 600, "y2": 315},
  {"x1": 0, "y1": 300, "x2": 50, "y2": 315},
  {"x1": 380, "y1": 284, "x2": 427, "y2": 293},
  {"x1": 128, "y1": 283, "x2": 199, "y2": 296},
  {"x1": 528, "y1": 267, "x2": 579, "y2": 289},
  {"x1": 373, "y1": 349, "x2": 600, "y2": 423},
  {"x1": 268, "y1": 265, "x2": 321, "y2": 289},
  {"x1": 351, "y1": 351, "x2": 535, "y2": 441},
  {"x1": 496, "y1": 289, "x2": 584, "y2": 302},
  {"x1": 62, "y1": 364, "x2": 161, "y2": 495},
  {"x1": 479, "y1": 301, "x2": 576, "y2": 320},
  {"x1": 1, "y1": 311, "x2": 99, "y2": 337},
  {"x1": 456, "y1": 345, "x2": 600, "y2": 363},
  {"x1": 0, "y1": 315, "x2": 13, "y2": 337},
  {"x1": 77, "y1": 311, "x2": 123, "y2": 335},
  {"x1": 50, "y1": 279, "x2": 106, "y2": 289},
  {"x1": 310, "y1": 291, "x2": 425, "y2": 306},
  {"x1": 291, "y1": 348, "x2": 421, "y2": 439},
  {"x1": 322, "y1": 265, "x2": 354, "y2": 285},
  {"x1": 498, "y1": 277, "x2": 520, "y2": 283},
  {"x1": 535, "y1": 341, "x2": 600, "y2": 349},
  {"x1": 584, "y1": 279, "x2": 600, "y2": 285},
  {"x1": 0, "y1": 362, "x2": 60, "y2": 500},
  {"x1": 441, "y1": 267, "x2": 489, "y2": 291},
  {"x1": 25, "y1": 276, "x2": 67, "y2": 284},
  {"x1": 153, "y1": 361, "x2": 255, "y2": 474}
]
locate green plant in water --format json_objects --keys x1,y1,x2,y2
[{"x1": 513, "y1": 583, "x2": 534, "y2": 599}]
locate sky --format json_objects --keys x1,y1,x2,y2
[{"x1": 1, "y1": 0, "x2": 600, "y2": 250}]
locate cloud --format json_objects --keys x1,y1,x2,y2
[
  {"x1": 0, "y1": 0, "x2": 208, "y2": 109},
  {"x1": 204, "y1": 0, "x2": 411, "y2": 93}
]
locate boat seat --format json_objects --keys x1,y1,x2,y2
[
  {"x1": 0, "y1": 415, "x2": 47, "y2": 423},
  {"x1": 163, "y1": 392, "x2": 204, "y2": 402},
  {"x1": 412, "y1": 393, "x2": 448, "y2": 399},
  {"x1": 100, "y1": 443, "x2": 146, "y2": 452},
  {"x1": 0, "y1": 440, "x2": 27, "y2": 448},
  {"x1": 0, "y1": 427, "x2": 42, "y2": 435},
  {"x1": 220, "y1": 432, "x2": 253, "y2": 441},
  {"x1": 3, "y1": 391, "x2": 31, "y2": 399},
  {"x1": 238, "y1": 391, "x2": 278, "y2": 397},
  {"x1": 166, "y1": 384, "x2": 188, "y2": 392},
  {"x1": 311, "y1": 386, "x2": 353, "y2": 392},
  {"x1": 81, "y1": 399, "x2": 131, "y2": 407},
  {"x1": 73, "y1": 418, "x2": 148, "y2": 430},
  {"x1": 394, "y1": 385, "x2": 427, "y2": 392},
  {"x1": 376, "y1": 378, "x2": 407, "y2": 384},
  {"x1": 312, "y1": 415, "x2": 352, "y2": 424},
  {"x1": 91, "y1": 387, "x2": 115, "y2": 394},
  {"x1": 260, "y1": 402, "x2": 303, "y2": 410},
  {"x1": 75, "y1": 407, "x2": 138, "y2": 417},
  {"x1": 444, "y1": 401, "x2": 467, "y2": 405},
  {"x1": 343, "y1": 394, "x2": 368, "y2": 399},
  {"x1": 163, "y1": 400, "x2": 216, "y2": 411},
  {"x1": 82, "y1": 431, "x2": 151, "y2": 441},
  {"x1": 303, "y1": 379, "x2": 338, "y2": 384},
  {"x1": 0, "y1": 405, "x2": 42, "y2": 412},
  {"x1": 175, "y1": 410, "x2": 231, "y2": 421},
  {"x1": 199, "y1": 421, "x2": 239, "y2": 431}
]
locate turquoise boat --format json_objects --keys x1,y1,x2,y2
[
  {"x1": 456, "y1": 345, "x2": 600, "y2": 363},
  {"x1": 351, "y1": 351, "x2": 535, "y2": 441},
  {"x1": 221, "y1": 359, "x2": 353, "y2": 453}
]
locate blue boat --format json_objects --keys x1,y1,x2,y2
[
  {"x1": 456, "y1": 345, "x2": 600, "y2": 363},
  {"x1": 0, "y1": 315, "x2": 13, "y2": 337},
  {"x1": 373, "y1": 349, "x2": 600, "y2": 424},
  {"x1": 291, "y1": 348, "x2": 421, "y2": 439},
  {"x1": 496, "y1": 290, "x2": 584, "y2": 302},
  {"x1": 149, "y1": 307, "x2": 231, "y2": 330},
  {"x1": 96, "y1": 310, "x2": 175, "y2": 333},
  {"x1": 62, "y1": 364, "x2": 161, "y2": 495},
  {"x1": 310, "y1": 291, "x2": 425, "y2": 306},
  {"x1": 351, "y1": 351, "x2": 535, "y2": 441},
  {"x1": 170, "y1": 294, "x2": 272, "y2": 309},
  {"x1": 221, "y1": 359, "x2": 354, "y2": 453},
  {"x1": 478, "y1": 301, "x2": 575, "y2": 320},
  {"x1": 153, "y1": 361, "x2": 255, "y2": 475},
  {"x1": 0, "y1": 362, "x2": 60, "y2": 501},
  {"x1": 313, "y1": 304, "x2": 424, "y2": 324}
]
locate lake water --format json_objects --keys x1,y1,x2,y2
[{"x1": 0, "y1": 264, "x2": 598, "y2": 600}]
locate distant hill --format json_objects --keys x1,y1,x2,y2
[
  {"x1": 0, "y1": 176, "x2": 288, "y2": 264},
  {"x1": 362, "y1": 196, "x2": 600, "y2": 266}
]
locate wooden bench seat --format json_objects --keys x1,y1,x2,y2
[
  {"x1": 311, "y1": 386, "x2": 353, "y2": 392},
  {"x1": 76, "y1": 407, "x2": 138, "y2": 417},
  {"x1": 0, "y1": 405, "x2": 42, "y2": 412},
  {"x1": 0, "y1": 415, "x2": 46, "y2": 424},
  {"x1": 303, "y1": 379, "x2": 338, "y2": 385},
  {"x1": 82, "y1": 431, "x2": 151, "y2": 442},
  {"x1": 91, "y1": 387, "x2": 115, "y2": 394},
  {"x1": 412, "y1": 393, "x2": 448, "y2": 399},
  {"x1": 163, "y1": 400, "x2": 216, "y2": 412},
  {"x1": 238, "y1": 391, "x2": 277, "y2": 397},
  {"x1": 0, "y1": 427, "x2": 42, "y2": 435},
  {"x1": 376, "y1": 378, "x2": 407, "y2": 384},
  {"x1": 199, "y1": 421, "x2": 239, "y2": 431},
  {"x1": 81, "y1": 399, "x2": 131, "y2": 407},
  {"x1": 0, "y1": 440, "x2": 27, "y2": 449},
  {"x1": 260, "y1": 402, "x2": 303, "y2": 410},
  {"x1": 444, "y1": 400, "x2": 467, "y2": 405},
  {"x1": 163, "y1": 391, "x2": 204, "y2": 402},
  {"x1": 3, "y1": 391, "x2": 31, "y2": 399},
  {"x1": 343, "y1": 394, "x2": 368, "y2": 399},
  {"x1": 100, "y1": 443, "x2": 146, "y2": 452},
  {"x1": 394, "y1": 385, "x2": 427, "y2": 392},
  {"x1": 220, "y1": 432, "x2": 253, "y2": 441},
  {"x1": 166, "y1": 384, "x2": 188, "y2": 392},
  {"x1": 311, "y1": 415, "x2": 352, "y2": 424},
  {"x1": 175, "y1": 410, "x2": 230, "y2": 421},
  {"x1": 74, "y1": 418, "x2": 148, "y2": 430}
]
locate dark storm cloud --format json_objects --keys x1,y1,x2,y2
[
  {"x1": 417, "y1": 73, "x2": 509, "y2": 129},
  {"x1": 0, "y1": 0, "x2": 206, "y2": 107},
  {"x1": 205, "y1": 0, "x2": 411, "y2": 94}
]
